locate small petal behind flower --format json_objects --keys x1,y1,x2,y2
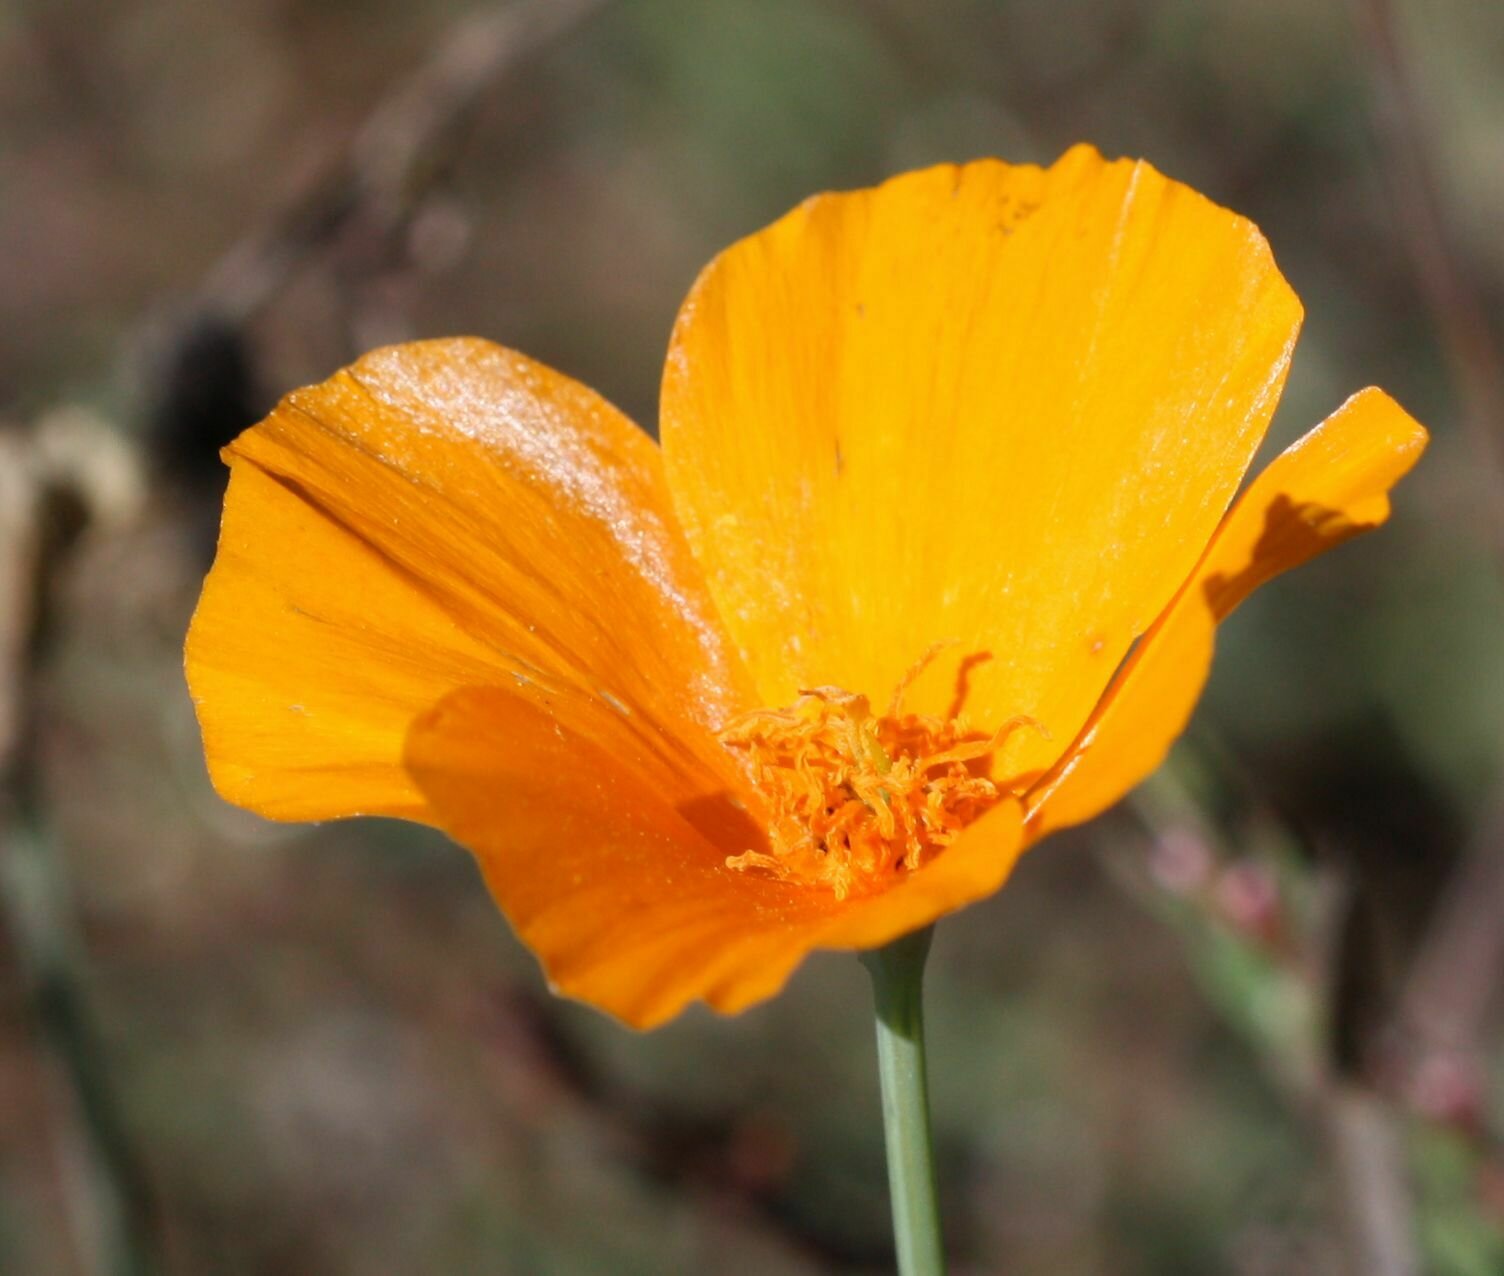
[{"x1": 1026, "y1": 386, "x2": 1428, "y2": 840}]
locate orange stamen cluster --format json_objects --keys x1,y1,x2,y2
[{"x1": 717, "y1": 658, "x2": 1032, "y2": 899}]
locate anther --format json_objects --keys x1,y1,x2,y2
[{"x1": 717, "y1": 659, "x2": 1037, "y2": 900}]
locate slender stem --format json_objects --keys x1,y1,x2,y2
[{"x1": 862, "y1": 926, "x2": 946, "y2": 1276}]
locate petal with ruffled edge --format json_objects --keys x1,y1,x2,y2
[
  {"x1": 186, "y1": 338, "x2": 755, "y2": 824},
  {"x1": 1024, "y1": 387, "x2": 1428, "y2": 841},
  {"x1": 661, "y1": 146, "x2": 1303, "y2": 785}
]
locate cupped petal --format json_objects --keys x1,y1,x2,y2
[
  {"x1": 406, "y1": 684, "x2": 1025, "y2": 1028},
  {"x1": 1024, "y1": 387, "x2": 1428, "y2": 841},
  {"x1": 801, "y1": 801, "x2": 1025, "y2": 953},
  {"x1": 661, "y1": 146, "x2": 1303, "y2": 783},
  {"x1": 702, "y1": 801, "x2": 1026, "y2": 1017},
  {"x1": 186, "y1": 338, "x2": 755, "y2": 824}
]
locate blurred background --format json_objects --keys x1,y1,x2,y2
[{"x1": 1, "y1": 0, "x2": 1501, "y2": 1272}]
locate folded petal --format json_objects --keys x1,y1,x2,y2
[
  {"x1": 406, "y1": 685, "x2": 1025, "y2": 1027},
  {"x1": 186, "y1": 338, "x2": 754, "y2": 823},
  {"x1": 1024, "y1": 387, "x2": 1428, "y2": 840},
  {"x1": 661, "y1": 146, "x2": 1303, "y2": 783}
]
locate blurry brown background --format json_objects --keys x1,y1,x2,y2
[{"x1": 2, "y1": 0, "x2": 1501, "y2": 1272}]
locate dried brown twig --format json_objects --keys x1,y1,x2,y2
[
  {"x1": 198, "y1": 0, "x2": 612, "y2": 327},
  {"x1": 143, "y1": 0, "x2": 614, "y2": 484}
]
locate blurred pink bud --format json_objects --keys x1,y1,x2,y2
[
  {"x1": 1213, "y1": 859, "x2": 1281, "y2": 939},
  {"x1": 1408, "y1": 1051, "x2": 1485, "y2": 1130},
  {"x1": 1148, "y1": 826, "x2": 1213, "y2": 895}
]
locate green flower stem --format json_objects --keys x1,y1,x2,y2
[{"x1": 862, "y1": 926, "x2": 946, "y2": 1276}]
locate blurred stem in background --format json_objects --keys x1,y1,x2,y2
[
  {"x1": 0, "y1": 426, "x2": 159, "y2": 1276},
  {"x1": 1122, "y1": 757, "x2": 1426, "y2": 1276},
  {"x1": 863, "y1": 926, "x2": 946, "y2": 1276}
]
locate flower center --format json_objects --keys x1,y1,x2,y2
[{"x1": 716, "y1": 650, "x2": 1037, "y2": 900}]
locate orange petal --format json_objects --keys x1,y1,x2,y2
[
  {"x1": 406, "y1": 684, "x2": 1025, "y2": 1028},
  {"x1": 661, "y1": 146, "x2": 1303, "y2": 783},
  {"x1": 802, "y1": 800, "x2": 1025, "y2": 955},
  {"x1": 186, "y1": 338, "x2": 754, "y2": 824},
  {"x1": 1024, "y1": 388, "x2": 1428, "y2": 841}
]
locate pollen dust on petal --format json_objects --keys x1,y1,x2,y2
[{"x1": 716, "y1": 647, "x2": 1041, "y2": 900}]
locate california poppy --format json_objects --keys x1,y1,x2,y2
[{"x1": 186, "y1": 145, "x2": 1426, "y2": 1029}]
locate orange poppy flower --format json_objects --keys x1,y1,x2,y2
[{"x1": 186, "y1": 145, "x2": 1426, "y2": 1029}]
